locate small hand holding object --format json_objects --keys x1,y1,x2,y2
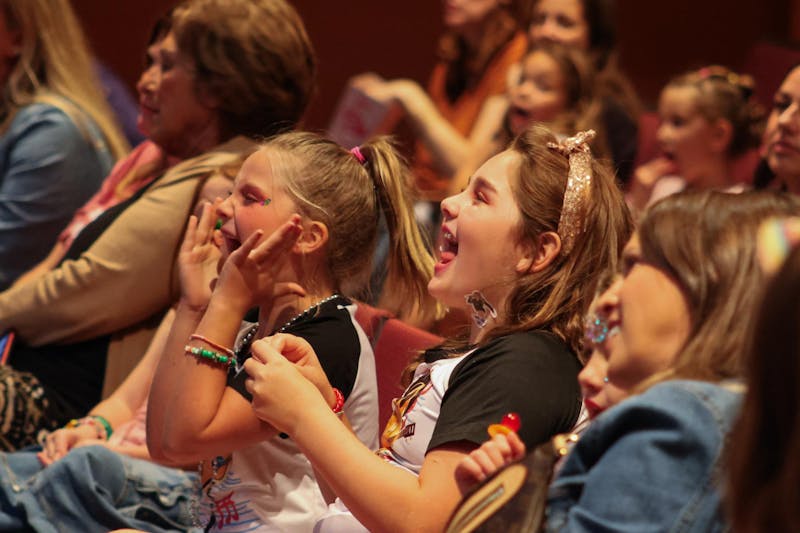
[
  {"x1": 455, "y1": 414, "x2": 526, "y2": 488},
  {"x1": 243, "y1": 334, "x2": 332, "y2": 435}
]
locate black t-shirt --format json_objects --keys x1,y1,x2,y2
[
  {"x1": 428, "y1": 330, "x2": 583, "y2": 452},
  {"x1": 228, "y1": 295, "x2": 365, "y2": 401}
]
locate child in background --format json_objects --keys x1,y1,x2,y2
[
  {"x1": 628, "y1": 66, "x2": 764, "y2": 214},
  {"x1": 449, "y1": 42, "x2": 608, "y2": 196},
  {"x1": 528, "y1": 0, "x2": 641, "y2": 183}
]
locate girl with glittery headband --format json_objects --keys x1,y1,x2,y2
[
  {"x1": 238, "y1": 124, "x2": 633, "y2": 532},
  {"x1": 628, "y1": 65, "x2": 764, "y2": 214},
  {"x1": 147, "y1": 131, "x2": 437, "y2": 531}
]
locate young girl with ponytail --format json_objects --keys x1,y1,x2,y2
[{"x1": 147, "y1": 132, "x2": 437, "y2": 531}]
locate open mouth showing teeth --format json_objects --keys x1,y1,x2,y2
[{"x1": 439, "y1": 230, "x2": 458, "y2": 262}]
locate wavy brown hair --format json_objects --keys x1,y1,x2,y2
[
  {"x1": 487, "y1": 125, "x2": 632, "y2": 354},
  {"x1": 635, "y1": 190, "x2": 800, "y2": 390},
  {"x1": 402, "y1": 125, "x2": 631, "y2": 385}
]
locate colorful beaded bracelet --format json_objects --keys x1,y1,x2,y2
[
  {"x1": 65, "y1": 415, "x2": 113, "y2": 440},
  {"x1": 331, "y1": 387, "x2": 345, "y2": 415},
  {"x1": 184, "y1": 345, "x2": 235, "y2": 366},
  {"x1": 189, "y1": 334, "x2": 235, "y2": 358}
]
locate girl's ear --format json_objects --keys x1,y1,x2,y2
[
  {"x1": 710, "y1": 118, "x2": 733, "y2": 154},
  {"x1": 293, "y1": 220, "x2": 329, "y2": 254},
  {"x1": 515, "y1": 231, "x2": 562, "y2": 274}
]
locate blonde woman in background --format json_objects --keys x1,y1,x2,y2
[{"x1": 0, "y1": 0, "x2": 128, "y2": 289}]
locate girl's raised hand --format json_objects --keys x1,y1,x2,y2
[
  {"x1": 243, "y1": 334, "x2": 333, "y2": 434},
  {"x1": 213, "y1": 215, "x2": 305, "y2": 313},
  {"x1": 178, "y1": 200, "x2": 223, "y2": 310}
]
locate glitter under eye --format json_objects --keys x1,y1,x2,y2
[{"x1": 262, "y1": 198, "x2": 272, "y2": 206}]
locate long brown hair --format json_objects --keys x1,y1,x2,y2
[
  {"x1": 262, "y1": 132, "x2": 440, "y2": 325},
  {"x1": 727, "y1": 245, "x2": 800, "y2": 533},
  {"x1": 0, "y1": 0, "x2": 128, "y2": 159},
  {"x1": 636, "y1": 191, "x2": 800, "y2": 388},
  {"x1": 488, "y1": 125, "x2": 632, "y2": 354},
  {"x1": 402, "y1": 125, "x2": 632, "y2": 385}
]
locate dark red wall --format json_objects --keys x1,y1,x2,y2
[{"x1": 71, "y1": 0, "x2": 794, "y2": 129}]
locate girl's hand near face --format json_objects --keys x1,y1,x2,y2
[
  {"x1": 212, "y1": 215, "x2": 306, "y2": 313},
  {"x1": 243, "y1": 334, "x2": 335, "y2": 435},
  {"x1": 178, "y1": 200, "x2": 224, "y2": 311},
  {"x1": 454, "y1": 432, "x2": 526, "y2": 493}
]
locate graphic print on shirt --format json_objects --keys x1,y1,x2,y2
[{"x1": 379, "y1": 368, "x2": 433, "y2": 450}]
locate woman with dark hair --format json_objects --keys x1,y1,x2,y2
[
  {"x1": 727, "y1": 220, "x2": 800, "y2": 533},
  {"x1": 757, "y1": 64, "x2": 800, "y2": 193},
  {"x1": 0, "y1": 0, "x2": 316, "y2": 451}
]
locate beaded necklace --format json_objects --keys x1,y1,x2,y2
[{"x1": 192, "y1": 293, "x2": 342, "y2": 528}]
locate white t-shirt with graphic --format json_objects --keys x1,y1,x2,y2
[{"x1": 201, "y1": 297, "x2": 378, "y2": 532}]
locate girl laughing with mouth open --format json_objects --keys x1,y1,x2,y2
[{"x1": 239, "y1": 124, "x2": 632, "y2": 533}]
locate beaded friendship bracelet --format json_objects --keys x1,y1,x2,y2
[
  {"x1": 184, "y1": 344, "x2": 236, "y2": 367},
  {"x1": 279, "y1": 387, "x2": 346, "y2": 440},
  {"x1": 65, "y1": 415, "x2": 113, "y2": 440},
  {"x1": 331, "y1": 387, "x2": 345, "y2": 416},
  {"x1": 189, "y1": 334, "x2": 235, "y2": 358}
]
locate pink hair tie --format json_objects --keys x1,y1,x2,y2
[{"x1": 350, "y1": 146, "x2": 366, "y2": 165}]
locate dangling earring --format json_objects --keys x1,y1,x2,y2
[
  {"x1": 465, "y1": 290, "x2": 497, "y2": 329},
  {"x1": 584, "y1": 313, "x2": 610, "y2": 345}
]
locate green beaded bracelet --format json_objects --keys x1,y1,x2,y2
[
  {"x1": 184, "y1": 345, "x2": 234, "y2": 367},
  {"x1": 89, "y1": 415, "x2": 113, "y2": 440}
]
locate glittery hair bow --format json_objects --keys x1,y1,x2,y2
[{"x1": 547, "y1": 129, "x2": 596, "y2": 255}]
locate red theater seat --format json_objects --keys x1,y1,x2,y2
[{"x1": 354, "y1": 302, "x2": 442, "y2": 429}]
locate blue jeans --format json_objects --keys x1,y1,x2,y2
[{"x1": 0, "y1": 445, "x2": 199, "y2": 532}]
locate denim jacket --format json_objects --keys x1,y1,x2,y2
[{"x1": 546, "y1": 380, "x2": 743, "y2": 533}]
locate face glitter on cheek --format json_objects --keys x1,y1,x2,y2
[{"x1": 262, "y1": 198, "x2": 272, "y2": 206}]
